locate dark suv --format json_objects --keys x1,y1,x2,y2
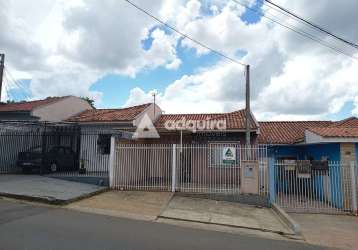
[{"x1": 17, "y1": 146, "x2": 77, "y2": 173}]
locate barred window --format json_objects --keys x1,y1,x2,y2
[{"x1": 97, "y1": 134, "x2": 111, "y2": 155}]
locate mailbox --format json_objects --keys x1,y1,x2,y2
[{"x1": 240, "y1": 161, "x2": 259, "y2": 194}]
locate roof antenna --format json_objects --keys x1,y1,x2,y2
[
  {"x1": 152, "y1": 91, "x2": 156, "y2": 118},
  {"x1": 0, "y1": 54, "x2": 5, "y2": 102}
]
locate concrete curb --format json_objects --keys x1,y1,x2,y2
[
  {"x1": 0, "y1": 187, "x2": 109, "y2": 206},
  {"x1": 158, "y1": 192, "x2": 175, "y2": 217},
  {"x1": 271, "y1": 203, "x2": 301, "y2": 235},
  {"x1": 157, "y1": 214, "x2": 296, "y2": 236}
]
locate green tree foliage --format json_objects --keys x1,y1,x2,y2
[{"x1": 81, "y1": 97, "x2": 95, "y2": 109}]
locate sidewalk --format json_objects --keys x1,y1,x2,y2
[
  {"x1": 67, "y1": 190, "x2": 173, "y2": 221},
  {"x1": 159, "y1": 196, "x2": 295, "y2": 236},
  {"x1": 290, "y1": 213, "x2": 358, "y2": 250},
  {"x1": 0, "y1": 175, "x2": 106, "y2": 204}
]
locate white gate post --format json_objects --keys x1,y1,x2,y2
[
  {"x1": 109, "y1": 136, "x2": 116, "y2": 188},
  {"x1": 350, "y1": 161, "x2": 357, "y2": 213},
  {"x1": 172, "y1": 144, "x2": 176, "y2": 192}
]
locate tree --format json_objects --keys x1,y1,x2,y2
[{"x1": 81, "y1": 97, "x2": 95, "y2": 109}]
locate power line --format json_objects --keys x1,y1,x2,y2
[
  {"x1": 3, "y1": 73, "x2": 15, "y2": 101},
  {"x1": 123, "y1": 0, "x2": 247, "y2": 67},
  {"x1": 232, "y1": 0, "x2": 358, "y2": 60},
  {"x1": 263, "y1": 0, "x2": 358, "y2": 50},
  {"x1": 4, "y1": 67, "x2": 31, "y2": 100},
  {"x1": 4, "y1": 73, "x2": 28, "y2": 101}
]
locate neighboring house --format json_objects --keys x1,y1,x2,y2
[
  {"x1": 258, "y1": 118, "x2": 358, "y2": 165},
  {"x1": 0, "y1": 96, "x2": 93, "y2": 122},
  {"x1": 258, "y1": 117, "x2": 358, "y2": 209},
  {"x1": 67, "y1": 103, "x2": 162, "y2": 173},
  {"x1": 0, "y1": 96, "x2": 92, "y2": 172}
]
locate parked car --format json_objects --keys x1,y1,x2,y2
[{"x1": 17, "y1": 146, "x2": 77, "y2": 173}]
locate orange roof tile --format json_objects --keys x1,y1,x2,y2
[
  {"x1": 68, "y1": 103, "x2": 151, "y2": 122},
  {"x1": 307, "y1": 127, "x2": 358, "y2": 138},
  {"x1": 155, "y1": 109, "x2": 258, "y2": 131},
  {"x1": 0, "y1": 96, "x2": 68, "y2": 112},
  {"x1": 330, "y1": 117, "x2": 358, "y2": 127},
  {"x1": 257, "y1": 121, "x2": 333, "y2": 144}
]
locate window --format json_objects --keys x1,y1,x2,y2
[
  {"x1": 208, "y1": 142, "x2": 239, "y2": 168},
  {"x1": 97, "y1": 134, "x2": 111, "y2": 155}
]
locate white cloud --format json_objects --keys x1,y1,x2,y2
[
  {"x1": 124, "y1": 0, "x2": 358, "y2": 121},
  {"x1": 1, "y1": 0, "x2": 180, "y2": 103},
  {"x1": 61, "y1": 0, "x2": 180, "y2": 76},
  {"x1": 124, "y1": 60, "x2": 246, "y2": 113},
  {"x1": 2, "y1": 0, "x2": 358, "y2": 120}
]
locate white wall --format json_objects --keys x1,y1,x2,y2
[
  {"x1": 133, "y1": 103, "x2": 162, "y2": 127},
  {"x1": 32, "y1": 96, "x2": 93, "y2": 122},
  {"x1": 79, "y1": 125, "x2": 126, "y2": 173}
]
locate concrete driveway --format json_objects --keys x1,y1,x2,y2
[
  {"x1": 0, "y1": 175, "x2": 106, "y2": 204},
  {"x1": 159, "y1": 196, "x2": 294, "y2": 236},
  {"x1": 67, "y1": 191, "x2": 174, "y2": 221},
  {"x1": 291, "y1": 213, "x2": 358, "y2": 250}
]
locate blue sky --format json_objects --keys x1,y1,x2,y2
[
  {"x1": 90, "y1": 47, "x2": 221, "y2": 108},
  {"x1": 90, "y1": 1, "x2": 263, "y2": 109},
  {"x1": 3, "y1": 0, "x2": 358, "y2": 121}
]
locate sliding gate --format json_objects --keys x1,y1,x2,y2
[{"x1": 110, "y1": 144, "x2": 268, "y2": 196}]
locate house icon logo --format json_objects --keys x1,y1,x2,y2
[
  {"x1": 133, "y1": 113, "x2": 160, "y2": 139},
  {"x1": 223, "y1": 147, "x2": 236, "y2": 164},
  {"x1": 225, "y1": 148, "x2": 234, "y2": 157}
]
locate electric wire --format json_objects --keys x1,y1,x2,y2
[
  {"x1": 123, "y1": 0, "x2": 247, "y2": 67},
  {"x1": 262, "y1": 0, "x2": 358, "y2": 50},
  {"x1": 232, "y1": 0, "x2": 358, "y2": 60}
]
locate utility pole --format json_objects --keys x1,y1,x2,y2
[
  {"x1": 0, "y1": 54, "x2": 5, "y2": 102},
  {"x1": 245, "y1": 64, "x2": 251, "y2": 146}
]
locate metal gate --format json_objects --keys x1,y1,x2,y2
[
  {"x1": 110, "y1": 143, "x2": 268, "y2": 196},
  {"x1": 273, "y1": 160, "x2": 358, "y2": 214},
  {"x1": 0, "y1": 122, "x2": 113, "y2": 181},
  {"x1": 0, "y1": 122, "x2": 81, "y2": 174}
]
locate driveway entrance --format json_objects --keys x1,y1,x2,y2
[{"x1": 0, "y1": 175, "x2": 106, "y2": 204}]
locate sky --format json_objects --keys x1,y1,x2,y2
[{"x1": 1, "y1": 0, "x2": 358, "y2": 121}]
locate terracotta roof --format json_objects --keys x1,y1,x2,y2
[
  {"x1": 0, "y1": 96, "x2": 68, "y2": 112},
  {"x1": 155, "y1": 109, "x2": 258, "y2": 131},
  {"x1": 307, "y1": 127, "x2": 358, "y2": 138},
  {"x1": 331, "y1": 117, "x2": 358, "y2": 127},
  {"x1": 257, "y1": 121, "x2": 333, "y2": 144},
  {"x1": 68, "y1": 103, "x2": 151, "y2": 122}
]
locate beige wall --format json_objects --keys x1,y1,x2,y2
[
  {"x1": 340, "y1": 143, "x2": 356, "y2": 166},
  {"x1": 340, "y1": 143, "x2": 356, "y2": 209},
  {"x1": 133, "y1": 103, "x2": 162, "y2": 126},
  {"x1": 32, "y1": 96, "x2": 92, "y2": 122}
]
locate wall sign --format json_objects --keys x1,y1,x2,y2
[{"x1": 222, "y1": 147, "x2": 236, "y2": 164}]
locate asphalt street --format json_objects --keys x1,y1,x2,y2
[{"x1": 0, "y1": 198, "x2": 329, "y2": 250}]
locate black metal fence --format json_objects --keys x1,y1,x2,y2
[
  {"x1": 0, "y1": 122, "x2": 80, "y2": 174},
  {"x1": 0, "y1": 122, "x2": 117, "y2": 179}
]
